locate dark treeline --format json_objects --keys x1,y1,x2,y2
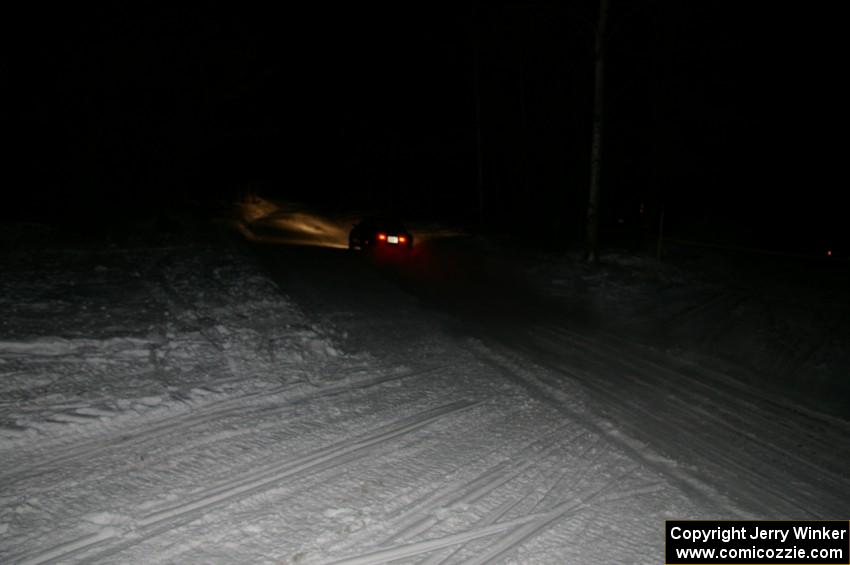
[{"x1": 3, "y1": 3, "x2": 846, "y2": 252}]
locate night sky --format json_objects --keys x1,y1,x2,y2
[{"x1": 3, "y1": 3, "x2": 846, "y2": 252}]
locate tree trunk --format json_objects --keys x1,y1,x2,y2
[
  {"x1": 473, "y1": 41, "x2": 485, "y2": 228},
  {"x1": 585, "y1": 0, "x2": 609, "y2": 262}
]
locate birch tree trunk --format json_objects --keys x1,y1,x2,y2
[
  {"x1": 474, "y1": 42, "x2": 485, "y2": 228},
  {"x1": 585, "y1": 0, "x2": 609, "y2": 262}
]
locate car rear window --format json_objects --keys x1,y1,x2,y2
[{"x1": 362, "y1": 218, "x2": 407, "y2": 232}]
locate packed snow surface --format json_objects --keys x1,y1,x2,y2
[{"x1": 1, "y1": 218, "x2": 848, "y2": 564}]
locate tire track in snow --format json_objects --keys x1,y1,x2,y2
[
  {"x1": 415, "y1": 436, "x2": 608, "y2": 565},
  {"x1": 331, "y1": 418, "x2": 625, "y2": 562},
  {"x1": 1, "y1": 248, "x2": 251, "y2": 472},
  {"x1": 538, "y1": 324, "x2": 850, "y2": 485},
  {"x1": 457, "y1": 477, "x2": 664, "y2": 565},
  {"x1": 15, "y1": 530, "x2": 119, "y2": 565},
  {"x1": 1, "y1": 365, "x2": 445, "y2": 488},
  {"x1": 510, "y1": 325, "x2": 849, "y2": 518},
  {"x1": 1, "y1": 386, "x2": 288, "y2": 484},
  {"x1": 439, "y1": 440, "x2": 665, "y2": 564},
  {"x1": 325, "y1": 513, "x2": 551, "y2": 565},
  {"x1": 454, "y1": 466, "x2": 637, "y2": 565},
  {"x1": 376, "y1": 427, "x2": 585, "y2": 547},
  {"x1": 136, "y1": 399, "x2": 482, "y2": 529},
  {"x1": 516, "y1": 338, "x2": 819, "y2": 518},
  {"x1": 663, "y1": 289, "x2": 751, "y2": 329},
  {"x1": 417, "y1": 498, "x2": 525, "y2": 565},
  {"x1": 325, "y1": 466, "x2": 662, "y2": 565},
  {"x1": 13, "y1": 399, "x2": 482, "y2": 565},
  {"x1": 545, "y1": 323, "x2": 850, "y2": 447},
  {"x1": 469, "y1": 339, "x2": 739, "y2": 515}
]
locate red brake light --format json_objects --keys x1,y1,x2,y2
[
  {"x1": 399, "y1": 236, "x2": 407, "y2": 243},
  {"x1": 377, "y1": 233, "x2": 387, "y2": 241}
]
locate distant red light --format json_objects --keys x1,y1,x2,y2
[
  {"x1": 399, "y1": 236, "x2": 407, "y2": 243},
  {"x1": 377, "y1": 233, "x2": 387, "y2": 241},
  {"x1": 827, "y1": 249, "x2": 833, "y2": 257}
]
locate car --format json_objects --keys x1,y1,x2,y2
[{"x1": 349, "y1": 217, "x2": 414, "y2": 251}]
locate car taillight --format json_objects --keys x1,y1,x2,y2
[
  {"x1": 377, "y1": 233, "x2": 387, "y2": 241},
  {"x1": 399, "y1": 236, "x2": 407, "y2": 243}
]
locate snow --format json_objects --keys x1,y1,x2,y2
[
  {"x1": 519, "y1": 245, "x2": 850, "y2": 418},
  {"x1": 1, "y1": 214, "x2": 848, "y2": 564}
]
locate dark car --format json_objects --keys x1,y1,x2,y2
[{"x1": 349, "y1": 217, "x2": 413, "y2": 251}]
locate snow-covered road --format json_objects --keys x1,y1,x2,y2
[{"x1": 1, "y1": 223, "x2": 848, "y2": 564}]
